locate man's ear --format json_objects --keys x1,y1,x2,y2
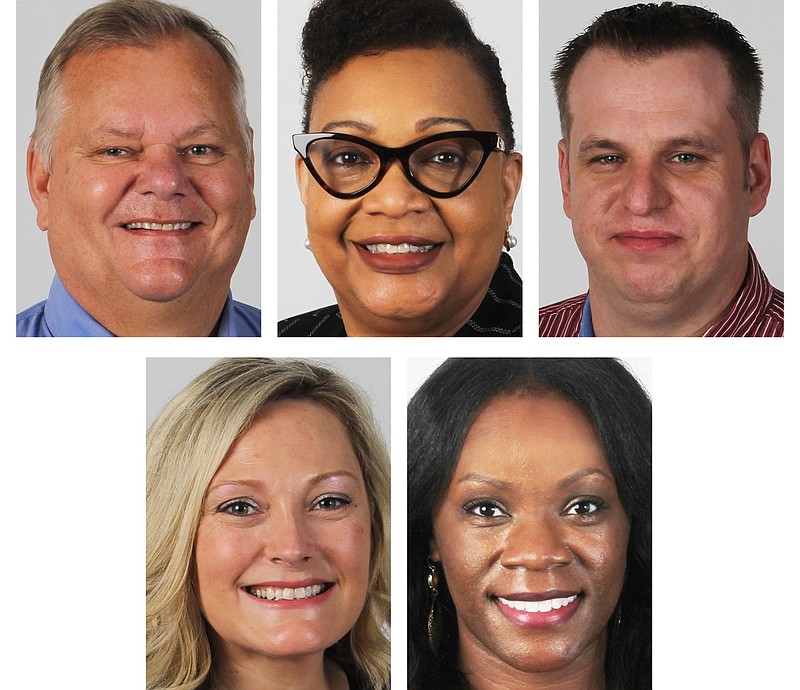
[
  {"x1": 27, "y1": 139, "x2": 51, "y2": 231},
  {"x1": 247, "y1": 127, "x2": 257, "y2": 221},
  {"x1": 747, "y1": 132, "x2": 771, "y2": 217},
  {"x1": 557, "y1": 138, "x2": 573, "y2": 220}
]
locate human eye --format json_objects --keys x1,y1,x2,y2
[
  {"x1": 562, "y1": 497, "x2": 607, "y2": 519},
  {"x1": 593, "y1": 154, "x2": 623, "y2": 166},
  {"x1": 218, "y1": 498, "x2": 260, "y2": 517},
  {"x1": 326, "y1": 148, "x2": 371, "y2": 168},
  {"x1": 313, "y1": 494, "x2": 352, "y2": 511},
  {"x1": 463, "y1": 499, "x2": 508, "y2": 519},
  {"x1": 426, "y1": 147, "x2": 465, "y2": 167},
  {"x1": 180, "y1": 144, "x2": 224, "y2": 161},
  {"x1": 670, "y1": 152, "x2": 701, "y2": 164}
]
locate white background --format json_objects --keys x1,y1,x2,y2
[{"x1": 5, "y1": 1, "x2": 798, "y2": 689}]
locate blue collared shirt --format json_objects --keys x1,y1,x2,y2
[
  {"x1": 16, "y1": 274, "x2": 261, "y2": 337},
  {"x1": 579, "y1": 292, "x2": 595, "y2": 337}
]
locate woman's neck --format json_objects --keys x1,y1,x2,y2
[{"x1": 206, "y1": 646, "x2": 348, "y2": 690}]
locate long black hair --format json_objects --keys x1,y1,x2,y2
[{"x1": 407, "y1": 358, "x2": 651, "y2": 689}]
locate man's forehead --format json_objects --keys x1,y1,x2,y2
[
  {"x1": 61, "y1": 34, "x2": 232, "y2": 87},
  {"x1": 570, "y1": 45, "x2": 731, "y2": 91}
]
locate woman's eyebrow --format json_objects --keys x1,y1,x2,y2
[
  {"x1": 416, "y1": 116, "x2": 476, "y2": 132},
  {"x1": 557, "y1": 467, "x2": 613, "y2": 489},
  {"x1": 319, "y1": 119, "x2": 376, "y2": 134},
  {"x1": 456, "y1": 472, "x2": 513, "y2": 491}
]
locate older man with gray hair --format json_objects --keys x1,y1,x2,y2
[{"x1": 17, "y1": 0, "x2": 259, "y2": 336}]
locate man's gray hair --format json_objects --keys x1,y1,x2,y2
[{"x1": 32, "y1": 0, "x2": 251, "y2": 171}]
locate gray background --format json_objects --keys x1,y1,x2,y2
[
  {"x1": 16, "y1": 0, "x2": 261, "y2": 312},
  {"x1": 277, "y1": 0, "x2": 523, "y2": 321},
  {"x1": 538, "y1": 0, "x2": 784, "y2": 306},
  {"x1": 146, "y1": 357, "x2": 392, "y2": 446}
]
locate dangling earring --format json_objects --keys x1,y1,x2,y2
[
  {"x1": 304, "y1": 237, "x2": 312, "y2": 251},
  {"x1": 427, "y1": 557, "x2": 442, "y2": 652},
  {"x1": 504, "y1": 223, "x2": 517, "y2": 251}
]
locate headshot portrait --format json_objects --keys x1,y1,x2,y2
[
  {"x1": 277, "y1": 0, "x2": 523, "y2": 337},
  {"x1": 146, "y1": 357, "x2": 391, "y2": 690},
  {"x1": 538, "y1": 0, "x2": 784, "y2": 337},
  {"x1": 16, "y1": 0, "x2": 261, "y2": 337},
  {"x1": 408, "y1": 358, "x2": 652, "y2": 689}
]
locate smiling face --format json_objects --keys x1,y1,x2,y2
[
  {"x1": 297, "y1": 47, "x2": 522, "y2": 336},
  {"x1": 559, "y1": 47, "x2": 770, "y2": 334},
  {"x1": 194, "y1": 399, "x2": 371, "y2": 662},
  {"x1": 28, "y1": 35, "x2": 256, "y2": 333},
  {"x1": 431, "y1": 393, "x2": 629, "y2": 685}
]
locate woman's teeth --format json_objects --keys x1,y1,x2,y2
[
  {"x1": 124, "y1": 222, "x2": 193, "y2": 230},
  {"x1": 366, "y1": 242, "x2": 434, "y2": 254},
  {"x1": 247, "y1": 584, "x2": 326, "y2": 601},
  {"x1": 497, "y1": 594, "x2": 577, "y2": 613}
]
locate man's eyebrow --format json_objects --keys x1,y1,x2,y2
[
  {"x1": 88, "y1": 122, "x2": 230, "y2": 140},
  {"x1": 181, "y1": 122, "x2": 231, "y2": 140},
  {"x1": 661, "y1": 135, "x2": 723, "y2": 154},
  {"x1": 576, "y1": 136, "x2": 623, "y2": 159},
  {"x1": 577, "y1": 134, "x2": 724, "y2": 159}
]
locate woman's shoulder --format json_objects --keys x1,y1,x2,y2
[{"x1": 277, "y1": 304, "x2": 346, "y2": 336}]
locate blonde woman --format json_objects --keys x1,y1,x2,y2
[{"x1": 147, "y1": 358, "x2": 390, "y2": 690}]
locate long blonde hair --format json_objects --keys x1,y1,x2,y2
[{"x1": 146, "y1": 358, "x2": 390, "y2": 689}]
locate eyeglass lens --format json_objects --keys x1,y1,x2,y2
[{"x1": 304, "y1": 136, "x2": 489, "y2": 195}]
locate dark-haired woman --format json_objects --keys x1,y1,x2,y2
[
  {"x1": 408, "y1": 358, "x2": 651, "y2": 689},
  {"x1": 279, "y1": 0, "x2": 523, "y2": 337}
]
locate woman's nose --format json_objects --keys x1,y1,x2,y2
[
  {"x1": 360, "y1": 160, "x2": 432, "y2": 217},
  {"x1": 262, "y1": 509, "x2": 313, "y2": 567},
  {"x1": 499, "y1": 513, "x2": 572, "y2": 571}
]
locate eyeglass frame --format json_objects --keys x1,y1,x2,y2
[{"x1": 292, "y1": 130, "x2": 507, "y2": 199}]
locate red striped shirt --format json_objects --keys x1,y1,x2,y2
[{"x1": 539, "y1": 245, "x2": 783, "y2": 337}]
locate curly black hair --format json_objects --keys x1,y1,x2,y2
[{"x1": 300, "y1": 0, "x2": 515, "y2": 150}]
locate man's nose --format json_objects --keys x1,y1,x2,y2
[
  {"x1": 620, "y1": 162, "x2": 670, "y2": 215},
  {"x1": 360, "y1": 160, "x2": 432, "y2": 218},
  {"x1": 132, "y1": 145, "x2": 193, "y2": 198},
  {"x1": 499, "y1": 512, "x2": 572, "y2": 571}
]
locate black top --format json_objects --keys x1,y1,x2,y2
[{"x1": 277, "y1": 252, "x2": 522, "y2": 337}]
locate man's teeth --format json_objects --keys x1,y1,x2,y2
[
  {"x1": 124, "y1": 222, "x2": 193, "y2": 231},
  {"x1": 248, "y1": 584, "x2": 326, "y2": 601},
  {"x1": 366, "y1": 242, "x2": 434, "y2": 254},
  {"x1": 497, "y1": 594, "x2": 577, "y2": 613}
]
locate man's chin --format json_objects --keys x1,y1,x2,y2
[{"x1": 122, "y1": 273, "x2": 197, "y2": 304}]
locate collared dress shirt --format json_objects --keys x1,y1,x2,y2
[
  {"x1": 277, "y1": 252, "x2": 522, "y2": 337},
  {"x1": 539, "y1": 244, "x2": 783, "y2": 337},
  {"x1": 16, "y1": 274, "x2": 261, "y2": 337}
]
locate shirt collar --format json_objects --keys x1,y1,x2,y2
[
  {"x1": 579, "y1": 292, "x2": 595, "y2": 337},
  {"x1": 44, "y1": 275, "x2": 114, "y2": 336},
  {"x1": 44, "y1": 275, "x2": 255, "y2": 337}
]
